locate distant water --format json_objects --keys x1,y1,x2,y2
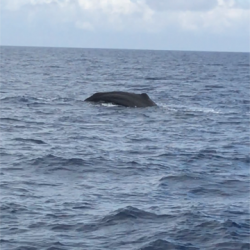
[{"x1": 0, "y1": 46, "x2": 249, "y2": 250}]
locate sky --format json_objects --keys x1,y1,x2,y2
[{"x1": 1, "y1": 0, "x2": 250, "y2": 52}]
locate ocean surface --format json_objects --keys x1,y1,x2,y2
[{"x1": 0, "y1": 46, "x2": 249, "y2": 250}]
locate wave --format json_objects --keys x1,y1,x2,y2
[
  {"x1": 193, "y1": 219, "x2": 250, "y2": 249},
  {"x1": 12, "y1": 242, "x2": 64, "y2": 250},
  {"x1": 0, "y1": 239, "x2": 10, "y2": 243},
  {"x1": 14, "y1": 246, "x2": 36, "y2": 250},
  {"x1": 205, "y1": 84, "x2": 224, "y2": 89},
  {"x1": 0, "y1": 95, "x2": 74, "y2": 107},
  {"x1": 50, "y1": 224, "x2": 76, "y2": 231},
  {"x1": 101, "y1": 206, "x2": 166, "y2": 224},
  {"x1": 76, "y1": 206, "x2": 169, "y2": 232},
  {"x1": 159, "y1": 172, "x2": 249, "y2": 198},
  {"x1": 1, "y1": 202, "x2": 28, "y2": 214},
  {"x1": 145, "y1": 77, "x2": 169, "y2": 81},
  {"x1": 188, "y1": 186, "x2": 229, "y2": 197},
  {"x1": 13, "y1": 138, "x2": 46, "y2": 144},
  {"x1": 158, "y1": 173, "x2": 208, "y2": 194},
  {"x1": 159, "y1": 173, "x2": 203, "y2": 183},
  {"x1": 51, "y1": 97, "x2": 74, "y2": 103},
  {"x1": 0, "y1": 95, "x2": 48, "y2": 104},
  {"x1": 28, "y1": 154, "x2": 88, "y2": 171},
  {"x1": 0, "y1": 117, "x2": 21, "y2": 122},
  {"x1": 20, "y1": 180, "x2": 60, "y2": 187},
  {"x1": 212, "y1": 242, "x2": 249, "y2": 250},
  {"x1": 237, "y1": 63, "x2": 250, "y2": 67},
  {"x1": 140, "y1": 239, "x2": 199, "y2": 250},
  {"x1": 156, "y1": 148, "x2": 225, "y2": 162},
  {"x1": 159, "y1": 104, "x2": 220, "y2": 114},
  {"x1": 187, "y1": 150, "x2": 225, "y2": 162},
  {"x1": 233, "y1": 155, "x2": 250, "y2": 164},
  {"x1": 207, "y1": 63, "x2": 223, "y2": 66},
  {"x1": 186, "y1": 178, "x2": 249, "y2": 197}
]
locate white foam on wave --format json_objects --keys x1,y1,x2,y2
[
  {"x1": 101, "y1": 103, "x2": 118, "y2": 107},
  {"x1": 83, "y1": 123, "x2": 107, "y2": 126},
  {"x1": 188, "y1": 107, "x2": 220, "y2": 114},
  {"x1": 158, "y1": 103, "x2": 220, "y2": 114}
]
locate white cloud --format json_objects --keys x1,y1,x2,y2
[
  {"x1": 75, "y1": 0, "x2": 155, "y2": 31},
  {"x1": 2, "y1": 0, "x2": 249, "y2": 33},
  {"x1": 172, "y1": 4, "x2": 250, "y2": 33},
  {"x1": 145, "y1": 0, "x2": 218, "y2": 12},
  {"x1": 1, "y1": 0, "x2": 249, "y2": 51},
  {"x1": 1, "y1": 0, "x2": 154, "y2": 31},
  {"x1": 78, "y1": 0, "x2": 137, "y2": 14},
  {"x1": 147, "y1": 0, "x2": 250, "y2": 35}
]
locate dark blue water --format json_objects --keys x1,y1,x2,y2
[{"x1": 0, "y1": 46, "x2": 249, "y2": 250}]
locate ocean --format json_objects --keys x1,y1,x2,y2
[{"x1": 0, "y1": 46, "x2": 249, "y2": 250}]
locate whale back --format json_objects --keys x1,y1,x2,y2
[{"x1": 85, "y1": 91, "x2": 157, "y2": 108}]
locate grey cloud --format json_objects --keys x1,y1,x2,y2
[{"x1": 144, "y1": 0, "x2": 218, "y2": 12}]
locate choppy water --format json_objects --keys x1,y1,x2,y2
[{"x1": 0, "y1": 46, "x2": 249, "y2": 250}]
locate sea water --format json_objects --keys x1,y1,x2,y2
[{"x1": 0, "y1": 46, "x2": 249, "y2": 250}]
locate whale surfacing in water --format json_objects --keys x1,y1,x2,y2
[{"x1": 85, "y1": 91, "x2": 157, "y2": 108}]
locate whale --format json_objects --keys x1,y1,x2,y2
[{"x1": 84, "y1": 91, "x2": 157, "y2": 108}]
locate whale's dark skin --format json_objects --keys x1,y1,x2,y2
[{"x1": 85, "y1": 91, "x2": 157, "y2": 108}]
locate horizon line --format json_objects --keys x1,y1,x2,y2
[{"x1": 1, "y1": 44, "x2": 249, "y2": 54}]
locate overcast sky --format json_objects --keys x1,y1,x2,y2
[{"x1": 1, "y1": 0, "x2": 249, "y2": 52}]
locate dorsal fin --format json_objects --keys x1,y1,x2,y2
[{"x1": 141, "y1": 93, "x2": 149, "y2": 99}]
